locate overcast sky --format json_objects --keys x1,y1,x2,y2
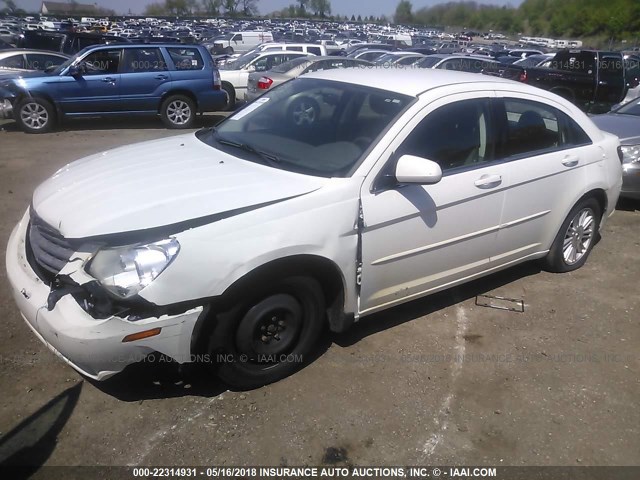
[{"x1": 17, "y1": 0, "x2": 524, "y2": 18}]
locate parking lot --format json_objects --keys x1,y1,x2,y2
[{"x1": 0, "y1": 117, "x2": 638, "y2": 469}]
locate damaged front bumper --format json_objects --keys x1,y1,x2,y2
[{"x1": 6, "y1": 212, "x2": 204, "y2": 380}]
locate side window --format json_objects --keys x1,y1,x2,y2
[
  {"x1": 398, "y1": 98, "x2": 494, "y2": 172},
  {"x1": 122, "y1": 48, "x2": 167, "y2": 73},
  {"x1": 286, "y1": 46, "x2": 303, "y2": 52},
  {"x1": 253, "y1": 56, "x2": 272, "y2": 72},
  {"x1": 82, "y1": 49, "x2": 121, "y2": 75},
  {"x1": 498, "y1": 99, "x2": 562, "y2": 157},
  {"x1": 231, "y1": 34, "x2": 242, "y2": 42},
  {"x1": 558, "y1": 111, "x2": 592, "y2": 146},
  {"x1": 441, "y1": 59, "x2": 463, "y2": 70},
  {"x1": 308, "y1": 47, "x2": 322, "y2": 55},
  {"x1": 0, "y1": 54, "x2": 25, "y2": 69},
  {"x1": 167, "y1": 48, "x2": 204, "y2": 70},
  {"x1": 26, "y1": 54, "x2": 65, "y2": 70}
]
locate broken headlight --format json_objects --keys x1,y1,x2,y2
[{"x1": 87, "y1": 238, "x2": 180, "y2": 299}]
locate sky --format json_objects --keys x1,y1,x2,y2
[{"x1": 13, "y1": 0, "x2": 524, "y2": 19}]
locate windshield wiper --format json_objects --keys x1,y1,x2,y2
[{"x1": 215, "y1": 136, "x2": 282, "y2": 167}]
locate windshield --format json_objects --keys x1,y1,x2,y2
[
  {"x1": 221, "y1": 52, "x2": 260, "y2": 70},
  {"x1": 197, "y1": 78, "x2": 413, "y2": 178},
  {"x1": 272, "y1": 56, "x2": 311, "y2": 73},
  {"x1": 615, "y1": 99, "x2": 640, "y2": 116}
]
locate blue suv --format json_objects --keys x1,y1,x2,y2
[{"x1": 0, "y1": 44, "x2": 227, "y2": 133}]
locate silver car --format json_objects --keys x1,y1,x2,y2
[
  {"x1": 246, "y1": 56, "x2": 372, "y2": 102},
  {"x1": 0, "y1": 49, "x2": 70, "y2": 79},
  {"x1": 591, "y1": 100, "x2": 640, "y2": 200}
]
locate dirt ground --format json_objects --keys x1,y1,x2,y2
[{"x1": 0, "y1": 116, "x2": 638, "y2": 471}]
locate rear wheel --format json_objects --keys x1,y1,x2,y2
[
  {"x1": 542, "y1": 197, "x2": 601, "y2": 272},
  {"x1": 221, "y1": 83, "x2": 236, "y2": 111},
  {"x1": 15, "y1": 97, "x2": 55, "y2": 133},
  {"x1": 207, "y1": 276, "x2": 325, "y2": 390},
  {"x1": 160, "y1": 95, "x2": 196, "y2": 129}
]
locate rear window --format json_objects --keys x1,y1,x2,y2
[
  {"x1": 271, "y1": 56, "x2": 311, "y2": 73},
  {"x1": 167, "y1": 47, "x2": 204, "y2": 70}
]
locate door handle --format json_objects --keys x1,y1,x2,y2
[
  {"x1": 154, "y1": 74, "x2": 168, "y2": 80},
  {"x1": 562, "y1": 155, "x2": 579, "y2": 167},
  {"x1": 474, "y1": 174, "x2": 502, "y2": 189},
  {"x1": 101, "y1": 77, "x2": 116, "y2": 83},
  {"x1": 598, "y1": 80, "x2": 608, "y2": 86}
]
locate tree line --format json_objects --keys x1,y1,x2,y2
[{"x1": 394, "y1": 0, "x2": 640, "y2": 38}]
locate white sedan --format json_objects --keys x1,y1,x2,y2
[
  {"x1": 6, "y1": 69, "x2": 622, "y2": 389},
  {"x1": 218, "y1": 50, "x2": 312, "y2": 110}
]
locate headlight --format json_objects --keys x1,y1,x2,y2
[
  {"x1": 87, "y1": 238, "x2": 180, "y2": 299},
  {"x1": 621, "y1": 145, "x2": 640, "y2": 164}
]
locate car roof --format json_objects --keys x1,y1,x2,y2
[
  {"x1": 0, "y1": 49, "x2": 69, "y2": 57},
  {"x1": 303, "y1": 68, "x2": 515, "y2": 97},
  {"x1": 308, "y1": 55, "x2": 368, "y2": 61},
  {"x1": 89, "y1": 43, "x2": 203, "y2": 50}
]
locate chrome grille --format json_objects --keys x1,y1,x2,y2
[{"x1": 27, "y1": 214, "x2": 75, "y2": 278}]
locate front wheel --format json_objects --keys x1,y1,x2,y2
[
  {"x1": 160, "y1": 95, "x2": 196, "y2": 129},
  {"x1": 542, "y1": 197, "x2": 601, "y2": 272},
  {"x1": 15, "y1": 97, "x2": 56, "y2": 133},
  {"x1": 207, "y1": 276, "x2": 326, "y2": 390}
]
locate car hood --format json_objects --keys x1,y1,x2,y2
[
  {"x1": 32, "y1": 132, "x2": 328, "y2": 240},
  {"x1": 591, "y1": 114, "x2": 640, "y2": 144}
]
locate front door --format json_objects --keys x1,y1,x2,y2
[
  {"x1": 359, "y1": 93, "x2": 509, "y2": 315},
  {"x1": 56, "y1": 48, "x2": 122, "y2": 114}
]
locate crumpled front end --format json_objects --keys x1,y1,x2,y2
[{"x1": 6, "y1": 209, "x2": 204, "y2": 380}]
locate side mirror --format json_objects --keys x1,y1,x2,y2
[
  {"x1": 395, "y1": 154, "x2": 442, "y2": 184},
  {"x1": 68, "y1": 63, "x2": 84, "y2": 76}
]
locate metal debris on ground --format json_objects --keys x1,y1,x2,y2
[{"x1": 475, "y1": 294, "x2": 525, "y2": 312}]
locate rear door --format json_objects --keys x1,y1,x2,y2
[
  {"x1": 56, "y1": 48, "x2": 122, "y2": 114},
  {"x1": 119, "y1": 47, "x2": 170, "y2": 112},
  {"x1": 491, "y1": 94, "x2": 595, "y2": 265}
]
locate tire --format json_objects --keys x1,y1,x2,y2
[
  {"x1": 542, "y1": 197, "x2": 601, "y2": 273},
  {"x1": 207, "y1": 276, "x2": 326, "y2": 390},
  {"x1": 287, "y1": 96, "x2": 320, "y2": 128},
  {"x1": 15, "y1": 97, "x2": 55, "y2": 134},
  {"x1": 221, "y1": 83, "x2": 236, "y2": 111},
  {"x1": 160, "y1": 95, "x2": 196, "y2": 129}
]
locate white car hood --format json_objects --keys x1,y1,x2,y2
[{"x1": 32, "y1": 133, "x2": 327, "y2": 239}]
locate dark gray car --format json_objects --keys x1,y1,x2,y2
[{"x1": 592, "y1": 100, "x2": 640, "y2": 199}]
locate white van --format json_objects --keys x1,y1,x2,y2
[
  {"x1": 258, "y1": 43, "x2": 327, "y2": 56},
  {"x1": 213, "y1": 31, "x2": 274, "y2": 54}
]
